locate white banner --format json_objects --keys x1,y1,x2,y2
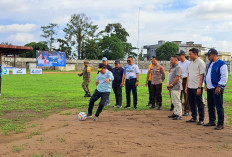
[
  {"x1": 2, "y1": 68, "x2": 9, "y2": 75},
  {"x1": 30, "y1": 69, "x2": 42, "y2": 74},
  {"x1": 12, "y1": 68, "x2": 26, "y2": 75},
  {"x1": 140, "y1": 69, "x2": 148, "y2": 74}
]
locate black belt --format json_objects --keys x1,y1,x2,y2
[{"x1": 126, "y1": 78, "x2": 136, "y2": 81}]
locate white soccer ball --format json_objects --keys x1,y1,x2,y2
[{"x1": 78, "y1": 112, "x2": 87, "y2": 121}]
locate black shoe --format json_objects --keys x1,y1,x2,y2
[
  {"x1": 157, "y1": 106, "x2": 162, "y2": 110},
  {"x1": 183, "y1": 113, "x2": 189, "y2": 116},
  {"x1": 146, "y1": 104, "x2": 152, "y2": 107},
  {"x1": 204, "y1": 122, "x2": 216, "y2": 127},
  {"x1": 173, "y1": 116, "x2": 182, "y2": 120},
  {"x1": 134, "y1": 106, "x2": 137, "y2": 109},
  {"x1": 215, "y1": 125, "x2": 224, "y2": 130},
  {"x1": 168, "y1": 114, "x2": 177, "y2": 118},
  {"x1": 197, "y1": 121, "x2": 204, "y2": 125},
  {"x1": 186, "y1": 119, "x2": 197, "y2": 123},
  {"x1": 84, "y1": 93, "x2": 88, "y2": 97},
  {"x1": 87, "y1": 93, "x2": 91, "y2": 97},
  {"x1": 150, "y1": 105, "x2": 155, "y2": 109},
  {"x1": 169, "y1": 108, "x2": 173, "y2": 111},
  {"x1": 124, "y1": 106, "x2": 131, "y2": 109}
]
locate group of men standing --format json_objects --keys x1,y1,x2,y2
[
  {"x1": 167, "y1": 48, "x2": 228, "y2": 130},
  {"x1": 78, "y1": 48, "x2": 228, "y2": 130}
]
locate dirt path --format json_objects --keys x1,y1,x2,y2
[{"x1": 0, "y1": 109, "x2": 232, "y2": 157}]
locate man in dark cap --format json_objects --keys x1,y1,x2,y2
[
  {"x1": 112, "y1": 60, "x2": 124, "y2": 108},
  {"x1": 78, "y1": 60, "x2": 91, "y2": 97},
  {"x1": 87, "y1": 63, "x2": 114, "y2": 121},
  {"x1": 204, "y1": 48, "x2": 228, "y2": 130},
  {"x1": 177, "y1": 50, "x2": 190, "y2": 116}
]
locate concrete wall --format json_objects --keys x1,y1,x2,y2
[
  {"x1": 2, "y1": 56, "x2": 232, "y2": 73},
  {"x1": 1, "y1": 57, "x2": 171, "y2": 71}
]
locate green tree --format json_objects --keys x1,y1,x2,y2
[
  {"x1": 64, "y1": 13, "x2": 98, "y2": 59},
  {"x1": 138, "y1": 52, "x2": 144, "y2": 61},
  {"x1": 155, "y1": 42, "x2": 179, "y2": 61},
  {"x1": 101, "y1": 23, "x2": 136, "y2": 58},
  {"x1": 99, "y1": 36, "x2": 124, "y2": 60},
  {"x1": 19, "y1": 42, "x2": 49, "y2": 58},
  {"x1": 83, "y1": 39, "x2": 102, "y2": 59},
  {"x1": 56, "y1": 39, "x2": 73, "y2": 59},
  {"x1": 103, "y1": 23, "x2": 129, "y2": 42},
  {"x1": 124, "y1": 43, "x2": 137, "y2": 58},
  {"x1": 1, "y1": 42, "x2": 12, "y2": 45},
  {"x1": 41, "y1": 23, "x2": 58, "y2": 51}
]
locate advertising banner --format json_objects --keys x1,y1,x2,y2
[
  {"x1": 36, "y1": 51, "x2": 66, "y2": 67},
  {"x1": 2, "y1": 68, "x2": 9, "y2": 75},
  {"x1": 12, "y1": 68, "x2": 26, "y2": 75},
  {"x1": 30, "y1": 69, "x2": 42, "y2": 74}
]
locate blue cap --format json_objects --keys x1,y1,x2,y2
[
  {"x1": 205, "y1": 48, "x2": 218, "y2": 56},
  {"x1": 102, "y1": 57, "x2": 107, "y2": 61}
]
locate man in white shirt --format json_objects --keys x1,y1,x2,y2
[
  {"x1": 177, "y1": 50, "x2": 190, "y2": 116},
  {"x1": 185, "y1": 48, "x2": 206, "y2": 125},
  {"x1": 121, "y1": 56, "x2": 140, "y2": 109},
  {"x1": 204, "y1": 48, "x2": 228, "y2": 130}
]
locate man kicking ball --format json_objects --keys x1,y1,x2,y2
[{"x1": 87, "y1": 63, "x2": 114, "y2": 121}]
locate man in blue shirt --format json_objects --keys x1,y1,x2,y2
[
  {"x1": 112, "y1": 60, "x2": 124, "y2": 108},
  {"x1": 87, "y1": 63, "x2": 114, "y2": 121},
  {"x1": 121, "y1": 56, "x2": 140, "y2": 109},
  {"x1": 204, "y1": 48, "x2": 228, "y2": 130},
  {"x1": 102, "y1": 57, "x2": 113, "y2": 106}
]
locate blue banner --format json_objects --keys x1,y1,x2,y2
[{"x1": 36, "y1": 51, "x2": 66, "y2": 67}]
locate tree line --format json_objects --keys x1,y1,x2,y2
[{"x1": 20, "y1": 13, "x2": 138, "y2": 60}]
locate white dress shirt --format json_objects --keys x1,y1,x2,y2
[
  {"x1": 206, "y1": 61, "x2": 228, "y2": 89},
  {"x1": 178, "y1": 59, "x2": 190, "y2": 78}
]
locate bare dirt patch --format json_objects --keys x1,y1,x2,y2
[{"x1": 0, "y1": 109, "x2": 232, "y2": 157}]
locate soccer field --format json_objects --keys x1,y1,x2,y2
[{"x1": 0, "y1": 73, "x2": 231, "y2": 135}]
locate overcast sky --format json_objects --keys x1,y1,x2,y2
[{"x1": 0, "y1": 0, "x2": 232, "y2": 52}]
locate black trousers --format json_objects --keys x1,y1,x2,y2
[
  {"x1": 151, "y1": 83, "x2": 162, "y2": 105},
  {"x1": 188, "y1": 88, "x2": 205, "y2": 121},
  {"x1": 125, "y1": 79, "x2": 137, "y2": 107},
  {"x1": 148, "y1": 81, "x2": 152, "y2": 104},
  {"x1": 113, "y1": 86, "x2": 122, "y2": 106},
  {"x1": 207, "y1": 88, "x2": 224, "y2": 125},
  {"x1": 88, "y1": 89, "x2": 110, "y2": 117}
]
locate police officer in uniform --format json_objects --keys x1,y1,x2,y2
[{"x1": 78, "y1": 61, "x2": 91, "y2": 97}]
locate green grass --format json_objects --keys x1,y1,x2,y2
[
  {"x1": 12, "y1": 145, "x2": 24, "y2": 152},
  {"x1": 0, "y1": 73, "x2": 232, "y2": 135}
]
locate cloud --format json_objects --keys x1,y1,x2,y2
[
  {"x1": 7, "y1": 33, "x2": 37, "y2": 44},
  {"x1": 0, "y1": 24, "x2": 36, "y2": 33},
  {"x1": 0, "y1": 0, "x2": 232, "y2": 52}
]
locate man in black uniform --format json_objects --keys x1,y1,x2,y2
[{"x1": 112, "y1": 60, "x2": 124, "y2": 108}]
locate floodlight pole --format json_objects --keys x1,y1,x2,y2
[{"x1": 137, "y1": 7, "x2": 140, "y2": 65}]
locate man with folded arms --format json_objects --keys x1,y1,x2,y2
[
  {"x1": 167, "y1": 56, "x2": 183, "y2": 120},
  {"x1": 204, "y1": 48, "x2": 228, "y2": 130}
]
